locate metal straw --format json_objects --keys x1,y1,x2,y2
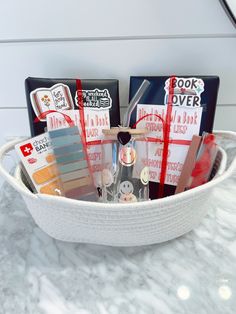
[{"x1": 123, "y1": 79, "x2": 150, "y2": 127}]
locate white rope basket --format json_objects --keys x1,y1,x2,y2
[{"x1": 0, "y1": 131, "x2": 235, "y2": 247}]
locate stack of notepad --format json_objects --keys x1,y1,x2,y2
[{"x1": 49, "y1": 126, "x2": 98, "y2": 201}]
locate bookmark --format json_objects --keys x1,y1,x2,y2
[
  {"x1": 175, "y1": 135, "x2": 202, "y2": 194},
  {"x1": 187, "y1": 133, "x2": 218, "y2": 189}
]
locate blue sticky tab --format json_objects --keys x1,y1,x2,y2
[
  {"x1": 48, "y1": 126, "x2": 79, "y2": 138},
  {"x1": 51, "y1": 134, "x2": 81, "y2": 147},
  {"x1": 54, "y1": 143, "x2": 83, "y2": 156},
  {"x1": 56, "y1": 151, "x2": 84, "y2": 164},
  {"x1": 58, "y1": 160, "x2": 88, "y2": 174}
]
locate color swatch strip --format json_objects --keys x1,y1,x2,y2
[{"x1": 48, "y1": 126, "x2": 97, "y2": 201}]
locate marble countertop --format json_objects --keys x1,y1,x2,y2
[{"x1": 0, "y1": 154, "x2": 236, "y2": 313}]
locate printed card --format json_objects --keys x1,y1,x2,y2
[{"x1": 135, "y1": 104, "x2": 203, "y2": 186}]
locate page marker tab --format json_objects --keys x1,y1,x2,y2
[
  {"x1": 53, "y1": 143, "x2": 83, "y2": 156},
  {"x1": 50, "y1": 134, "x2": 81, "y2": 147},
  {"x1": 48, "y1": 126, "x2": 79, "y2": 138},
  {"x1": 56, "y1": 151, "x2": 85, "y2": 164},
  {"x1": 60, "y1": 168, "x2": 89, "y2": 182},
  {"x1": 58, "y1": 160, "x2": 88, "y2": 174}
]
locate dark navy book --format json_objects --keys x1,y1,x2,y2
[
  {"x1": 129, "y1": 75, "x2": 220, "y2": 199},
  {"x1": 25, "y1": 77, "x2": 120, "y2": 137}
]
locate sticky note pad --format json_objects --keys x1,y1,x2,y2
[
  {"x1": 53, "y1": 143, "x2": 83, "y2": 157},
  {"x1": 48, "y1": 126, "x2": 98, "y2": 201}
]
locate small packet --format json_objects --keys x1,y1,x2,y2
[{"x1": 15, "y1": 133, "x2": 63, "y2": 196}]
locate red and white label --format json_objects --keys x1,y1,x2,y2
[{"x1": 20, "y1": 143, "x2": 34, "y2": 157}]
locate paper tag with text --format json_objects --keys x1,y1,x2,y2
[{"x1": 135, "y1": 104, "x2": 203, "y2": 185}]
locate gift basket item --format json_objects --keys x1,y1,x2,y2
[
  {"x1": 0, "y1": 131, "x2": 234, "y2": 247},
  {"x1": 48, "y1": 126, "x2": 98, "y2": 201},
  {"x1": 101, "y1": 127, "x2": 149, "y2": 203}
]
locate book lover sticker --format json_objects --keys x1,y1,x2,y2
[
  {"x1": 164, "y1": 77, "x2": 204, "y2": 107},
  {"x1": 75, "y1": 88, "x2": 112, "y2": 110},
  {"x1": 30, "y1": 83, "x2": 74, "y2": 121}
]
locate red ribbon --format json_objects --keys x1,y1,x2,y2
[
  {"x1": 147, "y1": 137, "x2": 191, "y2": 146},
  {"x1": 34, "y1": 110, "x2": 75, "y2": 127},
  {"x1": 158, "y1": 76, "x2": 175, "y2": 198},
  {"x1": 76, "y1": 79, "x2": 95, "y2": 186},
  {"x1": 76, "y1": 79, "x2": 86, "y2": 142}
]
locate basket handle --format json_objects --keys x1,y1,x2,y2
[
  {"x1": 0, "y1": 138, "x2": 35, "y2": 197},
  {"x1": 214, "y1": 130, "x2": 236, "y2": 176}
]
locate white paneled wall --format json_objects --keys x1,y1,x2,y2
[
  {"x1": 0, "y1": 0, "x2": 234, "y2": 40},
  {"x1": 0, "y1": 0, "x2": 235, "y2": 146},
  {"x1": 0, "y1": 37, "x2": 236, "y2": 109}
]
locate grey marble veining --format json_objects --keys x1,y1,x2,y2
[{"x1": 0, "y1": 143, "x2": 236, "y2": 313}]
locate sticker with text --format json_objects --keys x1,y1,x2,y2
[
  {"x1": 164, "y1": 77, "x2": 204, "y2": 108},
  {"x1": 30, "y1": 83, "x2": 74, "y2": 121},
  {"x1": 75, "y1": 89, "x2": 112, "y2": 110}
]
